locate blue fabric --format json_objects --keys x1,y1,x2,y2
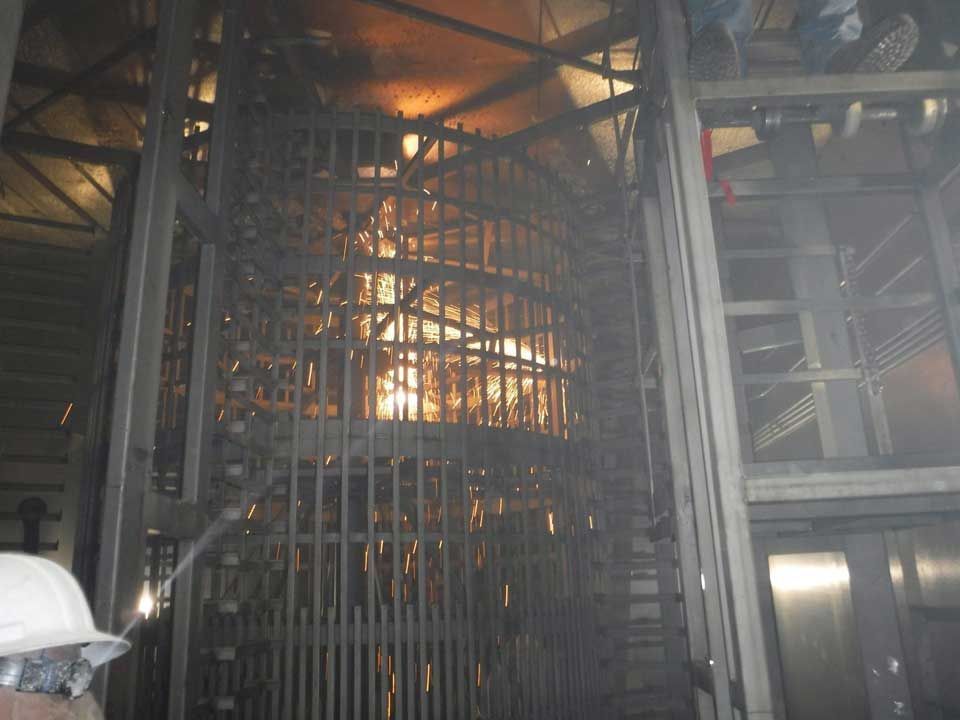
[{"x1": 690, "y1": 0, "x2": 863, "y2": 72}]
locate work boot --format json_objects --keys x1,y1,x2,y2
[
  {"x1": 826, "y1": 14, "x2": 919, "y2": 74},
  {"x1": 689, "y1": 22, "x2": 742, "y2": 81}
]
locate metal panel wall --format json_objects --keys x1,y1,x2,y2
[{"x1": 200, "y1": 108, "x2": 600, "y2": 720}]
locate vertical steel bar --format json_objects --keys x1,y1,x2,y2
[
  {"x1": 436, "y1": 126, "x2": 454, "y2": 720},
  {"x1": 380, "y1": 603, "x2": 389, "y2": 720},
  {"x1": 391, "y1": 113, "x2": 405, "y2": 720},
  {"x1": 326, "y1": 607, "x2": 336, "y2": 719},
  {"x1": 414, "y1": 115, "x2": 429, "y2": 719},
  {"x1": 458, "y1": 123, "x2": 478, "y2": 719},
  {"x1": 430, "y1": 603, "x2": 440, "y2": 718},
  {"x1": 314, "y1": 110, "x2": 338, "y2": 720},
  {"x1": 339, "y1": 111, "x2": 361, "y2": 720},
  {"x1": 286, "y1": 108, "x2": 315, "y2": 720},
  {"x1": 405, "y1": 603, "x2": 415, "y2": 720},
  {"x1": 658, "y1": 122, "x2": 734, "y2": 719},
  {"x1": 166, "y1": 0, "x2": 243, "y2": 702},
  {"x1": 299, "y1": 606, "x2": 308, "y2": 719},
  {"x1": 354, "y1": 605, "x2": 362, "y2": 714},
  {"x1": 367, "y1": 110, "x2": 384, "y2": 720},
  {"x1": 642, "y1": 190, "x2": 722, "y2": 720}
]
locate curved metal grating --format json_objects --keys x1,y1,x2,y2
[{"x1": 200, "y1": 106, "x2": 603, "y2": 719}]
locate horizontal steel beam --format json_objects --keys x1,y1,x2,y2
[
  {"x1": 694, "y1": 70, "x2": 960, "y2": 108},
  {"x1": 734, "y1": 368, "x2": 861, "y2": 384},
  {"x1": 719, "y1": 245, "x2": 836, "y2": 260},
  {"x1": 496, "y1": 88, "x2": 643, "y2": 152},
  {"x1": 428, "y1": 9, "x2": 640, "y2": 120},
  {"x1": 3, "y1": 131, "x2": 139, "y2": 167},
  {"x1": 710, "y1": 174, "x2": 916, "y2": 198},
  {"x1": 746, "y1": 464, "x2": 960, "y2": 503},
  {"x1": 750, "y1": 492, "x2": 960, "y2": 522},
  {"x1": 724, "y1": 292, "x2": 935, "y2": 316},
  {"x1": 0, "y1": 210, "x2": 94, "y2": 233},
  {"x1": 737, "y1": 320, "x2": 801, "y2": 354},
  {"x1": 353, "y1": 0, "x2": 637, "y2": 83},
  {"x1": 422, "y1": 89, "x2": 642, "y2": 180},
  {"x1": 11, "y1": 61, "x2": 215, "y2": 122}
]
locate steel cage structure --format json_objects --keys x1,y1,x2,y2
[{"x1": 199, "y1": 107, "x2": 602, "y2": 719}]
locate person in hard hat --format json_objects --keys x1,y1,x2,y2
[
  {"x1": 687, "y1": 0, "x2": 919, "y2": 80},
  {"x1": 0, "y1": 554, "x2": 131, "y2": 720}
]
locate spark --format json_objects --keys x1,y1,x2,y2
[
  {"x1": 59, "y1": 402, "x2": 74, "y2": 426},
  {"x1": 138, "y1": 591, "x2": 154, "y2": 618}
]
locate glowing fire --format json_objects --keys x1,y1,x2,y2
[{"x1": 350, "y1": 201, "x2": 550, "y2": 427}]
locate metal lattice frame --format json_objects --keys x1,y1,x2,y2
[{"x1": 200, "y1": 108, "x2": 602, "y2": 720}]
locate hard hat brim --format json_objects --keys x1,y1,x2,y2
[{"x1": 0, "y1": 630, "x2": 131, "y2": 667}]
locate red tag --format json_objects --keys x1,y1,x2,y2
[{"x1": 700, "y1": 128, "x2": 737, "y2": 207}]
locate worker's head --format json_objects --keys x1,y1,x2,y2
[{"x1": 0, "y1": 554, "x2": 130, "y2": 705}]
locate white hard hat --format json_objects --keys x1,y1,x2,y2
[{"x1": 0, "y1": 553, "x2": 131, "y2": 666}]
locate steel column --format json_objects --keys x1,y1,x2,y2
[
  {"x1": 166, "y1": 0, "x2": 245, "y2": 716},
  {"x1": 654, "y1": 0, "x2": 775, "y2": 717},
  {"x1": 642, "y1": 192, "x2": 723, "y2": 720},
  {"x1": 844, "y1": 534, "x2": 915, "y2": 720},
  {"x1": 92, "y1": 0, "x2": 197, "y2": 713}
]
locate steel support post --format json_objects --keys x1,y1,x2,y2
[
  {"x1": 166, "y1": 1, "x2": 243, "y2": 716},
  {"x1": 884, "y1": 531, "x2": 933, "y2": 720},
  {"x1": 768, "y1": 126, "x2": 868, "y2": 458},
  {"x1": 642, "y1": 192, "x2": 723, "y2": 720},
  {"x1": 92, "y1": 0, "x2": 197, "y2": 713},
  {"x1": 654, "y1": 0, "x2": 775, "y2": 717},
  {"x1": 844, "y1": 534, "x2": 915, "y2": 720},
  {"x1": 0, "y1": 0, "x2": 24, "y2": 123}
]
